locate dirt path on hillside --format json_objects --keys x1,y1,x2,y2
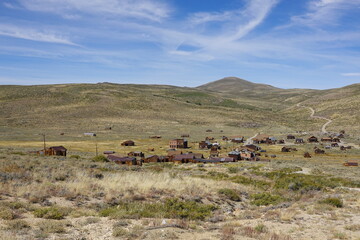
[
  {"x1": 245, "y1": 133, "x2": 259, "y2": 145},
  {"x1": 296, "y1": 103, "x2": 332, "y2": 133}
]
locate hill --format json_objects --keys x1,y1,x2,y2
[{"x1": 0, "y1": 79, "x2": 359, "y2": 141}]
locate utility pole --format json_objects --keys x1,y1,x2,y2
[
  {"x1": 41, "y1": 133, "x2": 46, "y2": 150},
  {"x1": 95, "y1": 136, "x2": 98, "y2": 156}
]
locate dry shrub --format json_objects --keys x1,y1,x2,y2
[
  {"x1": 263, "y1": 232, "x2": 293, "y2": 240},
  {"x1": 37, "y1": 220, "x2": 68, "y2": 234},
  {"x1": 6, "y1": 219, "x2": 31, "y2": 230},
  {"x1": 242, "y1": 226, "x2": 257, "y2": 238},
  {"x1": 280, "y1": 209, "x2": 298, "y2": 222},
  {"x1": 221, "y1": 225, "x2": 236, "y2": 240}
]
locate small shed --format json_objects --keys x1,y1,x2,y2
[
  {"x1": 287, "y1": 135, "x2": 296, "y2": 140},
  {"x1": 46, "y1": 146, "x2": 67, "y2": 156},
  {"x1": 121, "y1": 140, "x2": 135, "y2": 146},
  {"x1": 308, "y1": 136, "x2": 318, "y2": 143},
  {"x1": 128, "y1": 151, "x2": 144, "y2": 157},
  {"x1": 314, "y1": 148, "x2": 325, "y2": 154}
]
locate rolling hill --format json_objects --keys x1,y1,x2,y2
[{"x1": 0, "y1": 79, "x2": 359, "y2": 141}]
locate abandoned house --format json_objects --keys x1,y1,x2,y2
[
  {"x1": 314, "y1": 148, "x2": 325, "y2": 154},
  {"x1": 321, "y1": 137, "x2": 333, "y2": 142},
  {"x1": 169, "y1": 139, "x2": 188, "y2": 149},
  {"x1": 41, "y1": 146, "x2": 67, "y2": 156},
  {"x1": 228, "y1": 151, "x2": 241, "y2": 161},
  {"x1": 143, "y1": 155, "x2": 160, "y2": 163},
  {"x1": 287, "y1": 135, "x2": 296, "y2": 140},
  {"x1": 107, "y1": 155, "x2": 142, "y2": 166},
  {"x1": 240, "y1": 150, "x2": 255, "y2": 160},
  {"x1": 167, "y1": 149, "x2": 183, "y2": 157},
  {"x1": 128, "y1": 151, "x2": 144, "y2": 158},
  {"x1": 199, "y1": 141, "x2": 212, "y2": 149},
  {"x1": 231, "y1": 136, "x2": 244, "y2": 143},
  {"x1": 308, "y1": 136, "x2": 318, "y2": 143},
  {"x1": 281, "y1": 147, "x2": 297, "y2": 152},
  {"x1": 243, "y1": 144, "x2": 261, "y2": 151},
  {"x1": 121, "y1": 140, "x2": 135, "y2": 146}
]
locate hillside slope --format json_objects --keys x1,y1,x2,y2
[{"x1": 0, "y1": 80, "x2": 359, "y2": 140}]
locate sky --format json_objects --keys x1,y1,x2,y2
[{"x1": 0, "y1": 0, "x2": 360, "y2": 89}]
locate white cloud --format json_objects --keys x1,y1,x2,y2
[
  {"x1": 0, "y1": 24, "x2": 77, "y2": 45},
  {"x1": 18, "y1": 0, "x2": 171, "y2": 22},
  {"x1": 291, "y1": 0, "x2": 360, "y2": 27},
  {"x1": 342, "y1": 73, "x2": 360, "y2": 77}
]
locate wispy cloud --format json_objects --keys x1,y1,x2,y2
[
  {"x1": 342, "y1": 73, "x2": 360, "y2": 77},
  {"x1": 17, "y1": 0, "x2": 171, "y2": 22},
  {"x1": 291, "y1": 0, "x2": 360, "y2": 27},
  {"x1": 0, "y1": 24, "x2": 77, "y2": 45}
]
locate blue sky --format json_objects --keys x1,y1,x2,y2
[{"x1": 0, "y1": 0, "x2": 360, "y2": 89}]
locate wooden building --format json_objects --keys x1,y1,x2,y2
[
  {"x1": 121, "y1": 140, "x2": 135, "y2": 146},
  {"x1": 143, "y1": 155, "x2": 160, "y2": 163},
  {"x1": 169, "y1": 139, "x2": 188, "y2": 149},
  {"x1": 308, "y1": 136, "x2": 318, "y2": 143},
  {"x1": 287, "y1": 135, "x2": 296, "y2": 140},
  {"x1": 199, "y1": 141, "x2": 212, "y2": 149},
  {"x1": 128, "y1": 151, "x2": 144, "y2": 157},
  {"x1": 107, "y1": 155, "x2": 142, "y2": 166},
  {"x1": 230, "y1": 136, "x2": 244, "y2": 143},
  {"x1": 39, "y1": 146, "x2": 67, "y2": 156}
]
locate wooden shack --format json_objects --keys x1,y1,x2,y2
[
  {"x1": 107, "y1": 155, "x2": 142, "y2": 166},
  {"x1": 314, "y1": 148, "x2": 325, "y2": 154},
  {"x1": 287, "y1": 135, "x2": 296, "y2": 140},
  {"x1": 41, "y1": 146, "x2": 67, "y2": 156},
  {"x1": 199, "y1": 141, "x2": 212, "y2": 149},
  {"x1": 228, "y1": 151, "x2": 241, "y2": 161},
  {"x1": 321, "y1": 137, "x2": 332, "y2": 142},
  {"x1": 143, "y1": 155, "x2": 160, "y2": 163},
  {"x1": 121, "y1": 140, "x2": 135, "y2": 146},
  {"x1": 230, "y1": 136, "x2": 244, "y2": 143},
  {"x1": 308, "y1": 136, "x2": 318, "y2": 143},
  {"x1": 128, "y1": 151, "x2": 144, "y2": 157},
  {"x1": 304, "y1": 152, "x2": 312, "y2": 158}
]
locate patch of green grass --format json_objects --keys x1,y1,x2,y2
[
  {"x1": 100, "y1": 198, "x2": 217, "y2": 221},
  {"x1": 33, "y1": 206, "x2": 71, "y2": 220},
  {"x1": 218, "y1": 188, "x2": 241, "y2": 201},
  {"x1": 92, "y1": 155, "x2": 109, "y2": 162},
  {"x1": 319, "y1": 197, "x2": 343, "y2": 208},
  {"x1": 250, "y1": 193, "x2": 285, "y2": 206},
  {"x1": 230, "y1": 175, "x2": 271, "y2": 190}
]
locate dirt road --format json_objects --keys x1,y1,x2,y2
[{"x1": 297, "y1": 103, "x2": 332, "y2": 133}]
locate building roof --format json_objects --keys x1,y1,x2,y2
[{"x1": 107, "y1": 155, "x2": 136, "y2": 162}]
